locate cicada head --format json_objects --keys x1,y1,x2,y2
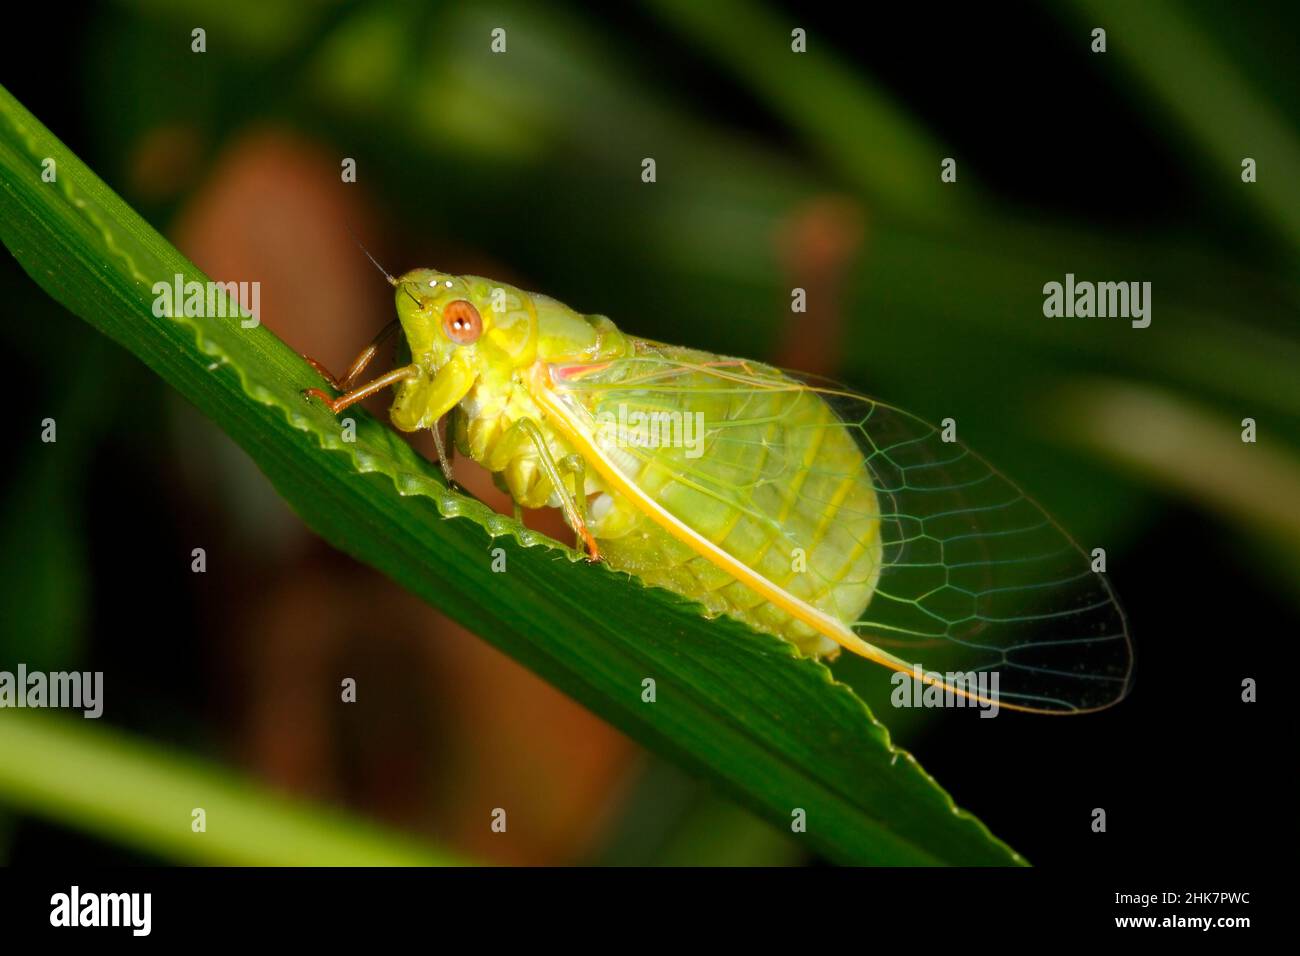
[{"x1": 388, "y1": 269, "x2": 538, "y2": 431}]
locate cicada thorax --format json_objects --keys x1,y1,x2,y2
[
  {"x1": 563, "y1": 341, "x2": 884, "y2": 658},
  {"x1": 431, "y1": 300, "x2": 629, "y2": 515}
]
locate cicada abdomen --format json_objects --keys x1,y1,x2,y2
[{"x1": 550, "y1": 342, "x2": 883, "y2": 659}]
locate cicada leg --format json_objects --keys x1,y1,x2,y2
[
  {"x1": 560, "y1": 454, "x2": 588, "y2": 526},
  {"x1": 303, "y1": 319, "x2": 401, "y2": 391},
  {"x1": 512, "y1": 418, "x2": 603, "y2": 561},
  {"x1": 431, "y1": 408, "x2": 456, "y2": 484},
  {"x1": 303, "y1": 365, "x2": 417, "y2": 414},
  {"x1": 558, "y1": 453, "x2": 597, "y2": 554}
]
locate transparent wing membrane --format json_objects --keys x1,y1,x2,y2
[
  {"x1": 823, "y1": 391, "x2": 1131, "y2": 712},
  {"x1": 551, "y1": 346, "x2": 1133, "y2": 714}
]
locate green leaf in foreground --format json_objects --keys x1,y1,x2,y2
[{"x1": 0, "y1": 84, "x2": 1022, "y2": 865}]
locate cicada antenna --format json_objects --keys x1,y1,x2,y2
[
  {"x1": 345, "y1": 222, "x2": 422, "y2": 307},
  {"x1": 345, "y1": 222, "x2": 399, "y2": 287}
]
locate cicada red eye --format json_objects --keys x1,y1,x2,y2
[{"x1": 443, "y1": 300, "x2": 483, "y2": 345}]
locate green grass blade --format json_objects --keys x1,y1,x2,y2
[
  {"x1": 0, "y1": 712, "x2": 461, "y2": 866},
  {"x1": 0, "y1": 83, "x2": 1021, "y2": 866}
]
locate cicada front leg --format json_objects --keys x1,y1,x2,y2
[
  {"x1": 302, "y1": 365, "x2": 417, "y2": 414},
  {"x1": 301, "y1": 318, "x2": 417, "y2": 413},
  {"x1": 302, "y1": 319, "x2": 401, "y2": 391}
]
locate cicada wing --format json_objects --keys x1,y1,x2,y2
[
  {"x1": 546, "y1": 344, "x2": 1132, "y2": 714},
  {"x1": 813, "y1": 386, "x2": 1132, "y2": 713}
]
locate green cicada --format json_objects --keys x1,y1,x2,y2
[{"x1": 304, "y1": 267, "x2": 1133, "y2": 715}]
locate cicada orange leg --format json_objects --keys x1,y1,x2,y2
[
  {"x1": 303, "y1": 318, "x2": 401, "y2": 391},
  {"x1": 302, "y1": 365, "x2": 417, "y2": 415},
  {"x1": 302, "y1": 317, "x2": 409, "y2": 413}
]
